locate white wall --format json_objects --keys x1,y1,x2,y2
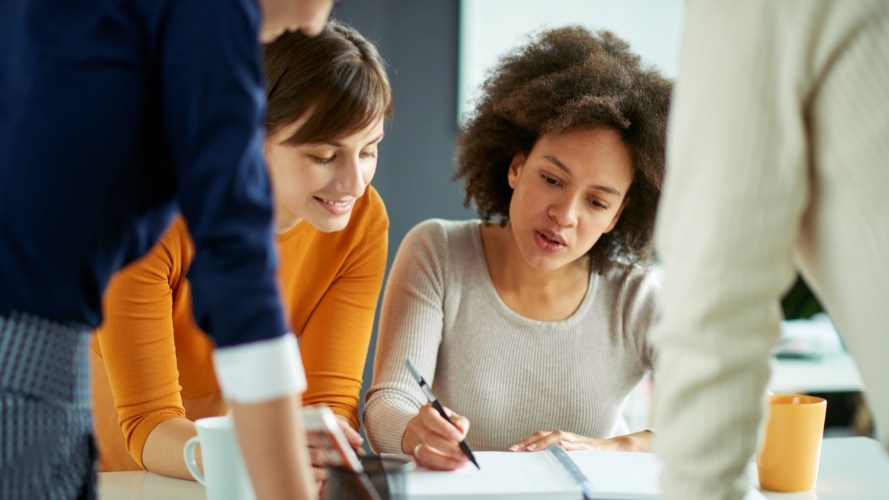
[{"x1": 459, "y1": 0, "x2": 684, "y2": 119}]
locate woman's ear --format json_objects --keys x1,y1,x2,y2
[{"x1": 507, "y1": 153, "x2": 526, "y2": 189}]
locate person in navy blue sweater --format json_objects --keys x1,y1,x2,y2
[{"x1": 0, "y1": 0, "x2": 332, "y2": 498}]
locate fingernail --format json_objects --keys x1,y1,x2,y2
[
  {"x1": 508, "y1": 445, "x2": 519, "y2": 452},
  {"x1": 526, "y1": 443, "x2": 537, "y2": 451}
]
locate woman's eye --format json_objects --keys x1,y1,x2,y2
[
  {"x1": 588, "y1": 198, "x2": 608, "y2": 210},
  {"x1": 309, "y1": 154, "x2": 335, "y2": 164},
  {"x1": 540, "y1": 173, "x2": 560, "y2": 186},
  {"x1": 359, "y1": 150, "x2": 377, "y2": 159}
]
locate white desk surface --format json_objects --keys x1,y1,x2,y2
[
  {"x1": 97, "y1": 437, "x2": 888, "y2": 499},
  {"x1": 770, "y1": 352, "x2": 863, "y2": 394},
  {"x1": 770, "y1": 316, "x2": 864, "y2": 395},
  {"x1": 758, "y1": 437, "x2": 889, "y2": 500},
  {"x1": 98, "y1": 468, "x2": 203, "y2": 499}
]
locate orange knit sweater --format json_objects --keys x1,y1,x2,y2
[{"x1": 90, "y1": 187, "x2": 388, "y2": 471}]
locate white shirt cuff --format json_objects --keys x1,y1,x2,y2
[{"x1": 213, "y1": 334, "x2": 306, "y2": 404}]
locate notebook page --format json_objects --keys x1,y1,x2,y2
[
  {"x1": 405, "y1": 451, "x2": 578, "y2": 499},
  {"x1": 399, "y1": 450, "x2": 768, "y2": 499},
  {"x1": 569, "y1": 450, "x2": 660, "y2": 499},
  {"x1": 570, "y1": 450, "x2": 767, "y2": 500}
]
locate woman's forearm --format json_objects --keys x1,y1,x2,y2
[
  {"x1": 141, "y1": 417, "x2": 199, "y2": 480},
  {"x1": 619, "y1": 429, "x2": 653, "y2": 452}
]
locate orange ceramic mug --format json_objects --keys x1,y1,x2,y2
[{"x1": 757, "y1": 394, "x2": 827, "y2": 492}]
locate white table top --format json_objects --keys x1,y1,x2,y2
[
  {"x1": 97, "y1": 437, "x2": 888, "y2": 499},
  {"x1": 770, "y1": 316, "x2": 864, "y2": 394},
  {"x1": 758, "y1": 437, "x2": 889, "y2": 500},
  {"x1": 98, "y1": 468, "x2": 204, "y2": 499},
  {"x1": 770, "y1": 352, "x2": 864, "y2": 394}
]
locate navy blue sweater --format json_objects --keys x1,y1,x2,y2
[{"x1": 0, "y1": 0, "x2": 287, "y2": 347}]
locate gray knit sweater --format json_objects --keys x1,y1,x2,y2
[{"x1": 363, "y1": 219, "x2": 659, "y2": 453}]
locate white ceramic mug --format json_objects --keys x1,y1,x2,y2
[{"x1": 184, "y1": 416, "x2": 257, "y2": 500}]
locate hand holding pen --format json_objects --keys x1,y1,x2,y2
[{"x1": 403, "y1": 359, "x2": 481, "y2": 471}]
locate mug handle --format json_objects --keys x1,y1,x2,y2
[{"x1": 183, "y1": 436, "x2": 205, "y2": 485}]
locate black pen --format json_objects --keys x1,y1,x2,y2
[{"x1": 404, "y1": 359, "x2": 480, "y2": 469}]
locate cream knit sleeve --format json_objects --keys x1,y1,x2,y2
[
  {"x1": 363, "y1": 220, "x2": 453, "y2": 453},
  {"x1": 652, "y1": 1, "x2": 825, "y2": 499}
]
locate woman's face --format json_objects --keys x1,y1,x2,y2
[
  {"x1": 258, "y1": 0, "x2": 332, "y2": 43},
  {"x1": 264, "y1": 115, "x2": 385, "y2": 233},
  {"x1": 507, "y1": 127, "x2": 633, "y2": 272}
]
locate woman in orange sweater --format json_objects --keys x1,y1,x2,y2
[{"x1": 90, "y1": 21, "x2": 393, "y2": 480}]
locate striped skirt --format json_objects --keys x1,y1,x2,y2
[{"x1": 0, "y1": 312, "x2": 95, "y2": 499}]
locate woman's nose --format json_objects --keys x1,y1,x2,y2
[
  {"x1": 549, "y1": 199, "x2": 579, "y2": 227},
  {"x1": 335, "y1": 157, "x2": 367, "y2": 196}
]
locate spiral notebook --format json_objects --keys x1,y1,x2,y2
[{"x1": 404, "y1": 446, "x2": 768, "y2": 500}]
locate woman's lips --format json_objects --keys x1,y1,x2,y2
[
  {"x1": 315, "y1": 196, "x2": 353, "y2": 215},
  {"x1": 534, "y1": 230, "x2": 565, "y2": 252}
]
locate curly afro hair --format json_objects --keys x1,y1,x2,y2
[{"x1": 454, "y1": 26, "x2": 672, "y2": 272}]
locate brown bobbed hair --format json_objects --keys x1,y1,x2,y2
[
  {"x1": 454, "y1": 26, "x2": 672, "y2": 272},
  {"x1": 264, "y1": 20, "x2": 393, "y2": 144}
]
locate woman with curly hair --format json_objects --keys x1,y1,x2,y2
[{"x1": 364, "y1": 25, "x2": 672, "y2": 471}]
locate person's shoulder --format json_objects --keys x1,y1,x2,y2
[
  {"x1": 404, "y1": 218, "x2": 478, "y2": 247},
  {"x1": 597, "y1": 262, "x2": 662, "y2": 298},
  {"x1": 165, "y1": 216, "x2": 192, "y2": 249},
  {"x1": 395, "y1": 220, "x2": 480, "y2": 285},
  {"x1": 143, "y1": 215, "x2": 192, "y2": 271},
  {"x1": 594, "y1": 263, "x2": 660, "y2": 363},
  {"x1": 353, "y1": 185, "x2": 389, "y2": 229},
  {"x1": 397, "y1": 219, "x2": 480, "y2": 263},
  {"x1": 353, "y1": 186, "x2": 389, "y2": 222},
  {"x1": 159, "y1": 216, "x2": 196, "y2": 280}
]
